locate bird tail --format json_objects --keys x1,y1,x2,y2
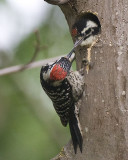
[{"x1": 69, "y1": 108, "x2": 83, "y2": 154}]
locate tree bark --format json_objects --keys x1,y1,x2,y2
[{"x1": 46, "y1": 0, "x2": 128, "y2": 159}]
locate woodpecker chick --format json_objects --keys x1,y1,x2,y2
[
  {"x1": 40, "y1": 51, "x2": 84, "y2": 153},
  {"x1": 72, "y1": 12, "x2": 101, "y2": 73}
]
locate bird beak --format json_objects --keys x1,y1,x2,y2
[
  {"x1": 66, "y1": 35, "x2": 86, "y2": 60},
  {"x1": 74, "y1": 28, "x2": 93, "y2": 48},
  {"x1": 74, "y1": 36, "x2": 85, "y2": 48},
  {"x1": 66, "y1": 29, "x2": 93, "y2": 62},
  {"x1": 66, "y1": 34, "x2": 87, "y2": 62}
]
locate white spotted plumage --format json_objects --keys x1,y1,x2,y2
[
  {"x1": 67, "y1": 69, "x2": 84, "y2": 102},
  {"x1": 40, "y1": 52, "x2": 85, "y2": 153}
]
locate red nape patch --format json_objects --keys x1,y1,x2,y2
[
  {"x1": 50, "y1": 64, "x2": 67, "y2": 81},
  {"x1": 72, "y1": 28, "x2": 77, "y2": 36}
]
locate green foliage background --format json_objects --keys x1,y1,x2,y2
[{"x1": 0, "y1": 7, "x2": 74, "y2": 160}]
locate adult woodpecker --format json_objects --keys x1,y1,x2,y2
[
  {"x1": 40, "y1": 50, "x2": 85, "y2": 153},
  {"x1": 72, "y1": 12, "x2": 101, "y2": 72}
]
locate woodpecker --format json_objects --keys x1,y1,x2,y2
[
  {"x1": 40, "y1": 51, "x2": 85, "y2": 153},
  {"x1": 72, "y1": 12, "x2": 101, "y2": 47},
  {"x1": 72, "y1": 12, "x2": 101, "y2": 72}
]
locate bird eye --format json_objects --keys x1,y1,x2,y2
[{"x1": 71, "y1": 28, "x2": 77, "y2": 37}]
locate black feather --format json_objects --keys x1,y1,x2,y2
[
  {"x1": 40, "y1": 53, "x2": 83, "y2": 154},
  {"x1": 69, "y1": 107, "x2": 83, "y2": 153},
  {"x1": 72, "y1": 12, "x2": 101, "y2": 39}
]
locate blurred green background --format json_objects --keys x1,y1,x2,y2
[{"x1": 0, "y1": 1, "x2": 74, "y2": 160}]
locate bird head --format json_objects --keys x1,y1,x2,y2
[
  {"x1": 49, "y1": 57, "x2": 71, "y2": 81},
  {"x1": 41, "y1": 52, "x2": 75, "y2": 85},
  {"x1": 72, "y1": 13, "x2": 101, "y2": 47}
]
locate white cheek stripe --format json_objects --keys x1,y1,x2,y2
[
  {"x1": 81, "y1": 21, "x2": 98, "y2": 34},
  {"x1": 42, "y1": 69, "x2": 51, "y2": 81}
]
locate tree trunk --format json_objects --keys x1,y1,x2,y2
[{"x1": 46, "y1": 0, "x2": 128, "y2": 159}]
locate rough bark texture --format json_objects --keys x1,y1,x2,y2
[{"x1": 50, "y1": 0, "x2": 128, "y2": 159}]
